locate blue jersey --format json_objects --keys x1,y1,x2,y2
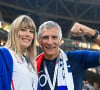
[
  {"x1": 38, "y1": 50, "x2": 100, "y2": 90},
  {"x1": 0, "y1": 47, "x2": 13, "y2": 90}
]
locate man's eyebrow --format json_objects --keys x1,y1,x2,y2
[{"x1": 42, "y1": 36, "x2": 48, "y2": 38}]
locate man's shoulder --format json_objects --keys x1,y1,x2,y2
[
  {"x1": 65, "y1": 50, "x2": 93, "y2": 55},
  {"x1": 36, "y1": 53, "x2": 44, "y2": 61},
  {"x1": 36, "y1": 53, "x2": 44, "y2": 73},
  {"x1": 65, "y1": 50, "x2": 91, "y2": 61}
]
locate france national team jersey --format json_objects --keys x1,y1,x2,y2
[{"x1": 37, "y1": 50, "x2": 100, "y2": 90}]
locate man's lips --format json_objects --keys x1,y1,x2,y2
[{"x1": 45, "y1": 46, "x2": 55, "y2": 49}]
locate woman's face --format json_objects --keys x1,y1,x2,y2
[{"x1": 18, "y1": 26, "x2": 35, "y2": 50}]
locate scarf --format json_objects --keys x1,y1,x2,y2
[{"x1": 57, "y1": 49, "x2": 74, "y2": 90}]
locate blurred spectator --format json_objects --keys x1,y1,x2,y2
[
  {"x1": 95, "y1": 66, "x2": 100, "y2": 75},
  {"x1": 0, "y1": 28, "x2": 8, "y2": 46},
  {"x1": 82, "y1": 80, "x2": 94, "y2": 90},
  {"x1": 93, "y1": 82, "x2": 100, "y2": 90}
]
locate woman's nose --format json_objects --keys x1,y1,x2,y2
[{"x1": 26, "y1": 29, "x2": 31, "y2": 35}]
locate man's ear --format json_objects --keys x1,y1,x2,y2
[{"x1": 59, "y1": 38, "x2": 62, "y2": 46}]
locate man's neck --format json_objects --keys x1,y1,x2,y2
[{"x1": 44, "y1": 54, "x2": 59, "y2": 60}]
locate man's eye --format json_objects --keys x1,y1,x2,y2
[
  {"x1": 52, "y1": 36, "x2": 57, "y2": 39},
  {"x1": 42, "y1": 36, "x2": 48, "y2": 39}
]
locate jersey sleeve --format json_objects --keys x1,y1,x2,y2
[{"x1": 67, "y1": 50, "x2": 100, "y2": 69}]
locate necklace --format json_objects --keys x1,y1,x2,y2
[
  {"x1": 44, "y1": 57, "x2": 59, "y2": 90},
  {"x1": 20, "y1": 55, "x2": 33, "y2": 72}
]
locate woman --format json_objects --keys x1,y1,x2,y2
[{"x1": 0, "y1": 15, "x2": 39, "y2": 90}]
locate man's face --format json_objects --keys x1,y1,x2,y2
[{"x1": 40, "y1": 26, "x2": 61, "y2": 59}]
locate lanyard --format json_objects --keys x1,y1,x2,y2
[{"x1": 44, "y1": 59, "x2": 59, "y2": 90}]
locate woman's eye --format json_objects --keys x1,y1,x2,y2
[
  {"x1": 21, "y1": 28, "x2": 26, "y2": 31},
  {"x1": 30, "y1": 30, "x2": 34, "y2": 33}
]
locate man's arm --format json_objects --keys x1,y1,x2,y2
[{"x1": 71, "y1": 22, "x2": 100, "y2": 45}]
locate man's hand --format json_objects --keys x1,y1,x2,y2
[
  {"x1": 71, "y1": 22, "x2": 94, "y2": 37},
  {"x1": 71, "y1": 22, "x2": 100, "y2": 45}
]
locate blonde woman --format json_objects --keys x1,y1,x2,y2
[{"x1": 0, "y1": 15, "x2": 39, "y2": 90}]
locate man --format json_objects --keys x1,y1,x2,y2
[{"x1": 36, "y1": 21, "x2": 100, "y2": 90}]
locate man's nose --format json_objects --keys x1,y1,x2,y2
[{"x1": 47, "y1": 37, "x2": 53, "y2": 44}]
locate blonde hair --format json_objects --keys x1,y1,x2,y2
[{"x1": 5, "y1": 15, "x2": 37, "y2": 71}]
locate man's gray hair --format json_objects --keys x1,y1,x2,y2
[{"x1": 38, "y1": 21, "x2": 62, "y2": 40}]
